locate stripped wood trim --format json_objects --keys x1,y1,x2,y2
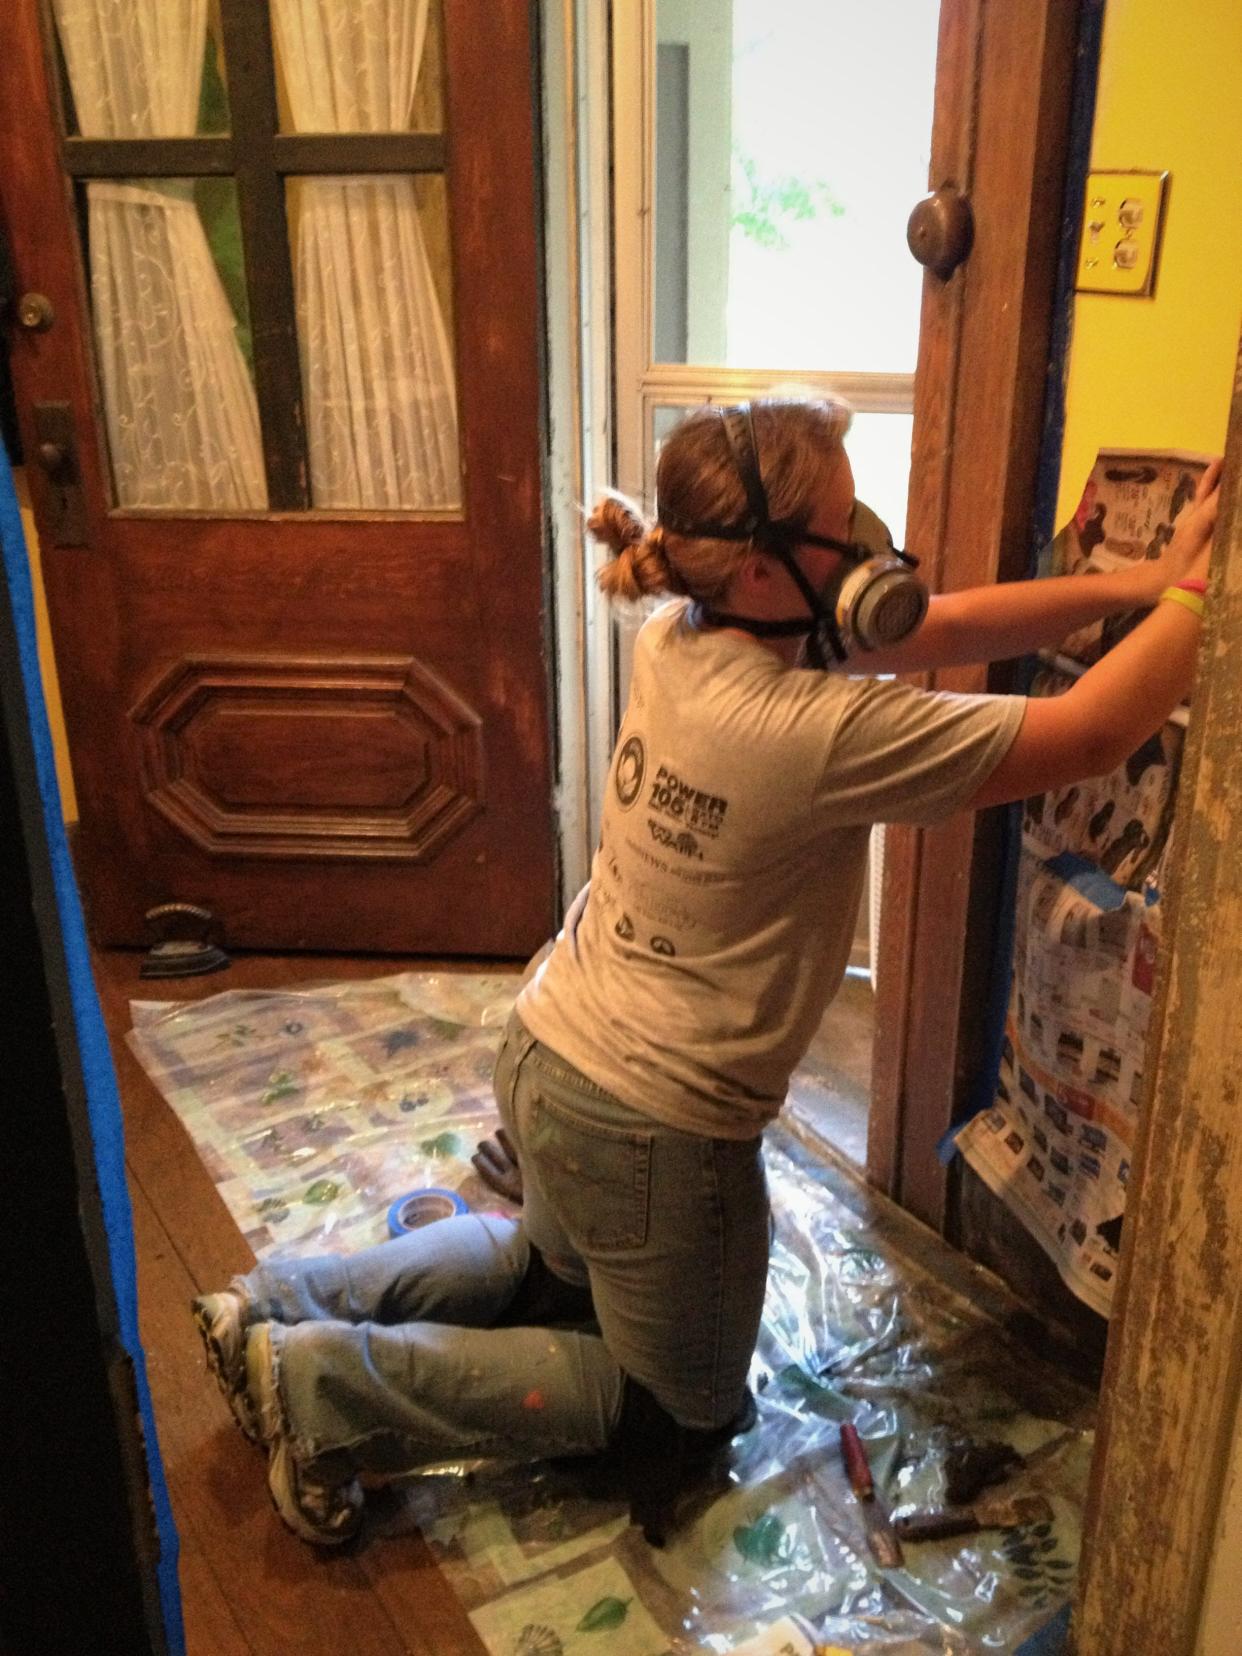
[
  {"x1": 869, "y1": 0, "x2": 981, "y2": 1201},
  {"x1": 1073, "y1": 331, "x2": 1242, "y2": 1656},
  {"x1": 873, "y1": 0, "x2": 1080, "y2": 1229}
]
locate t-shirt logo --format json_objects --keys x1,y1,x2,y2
[{"x1": 615, "y1": 735, "x2": 645, "y2": 809}]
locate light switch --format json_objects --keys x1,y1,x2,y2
[{"x1": 1074, "y1": 170, "x2": 1169, "y2": 296}]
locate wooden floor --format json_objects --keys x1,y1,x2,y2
[{"x1": 95, "y1": 947, "x2": 496, "y2": 1656}]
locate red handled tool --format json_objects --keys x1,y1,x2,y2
[{"x1": 839, "y1": 1423, "x2": 904, "y2": 1568}]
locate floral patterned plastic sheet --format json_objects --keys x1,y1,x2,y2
[
  {"x1": 129, "y1": 974, "x2": 1093, "y2": 1654},
  {"x1": 128, "y1": 971, "x2": 525, "y2": 1257}
]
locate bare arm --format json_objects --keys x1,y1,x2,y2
[
  {"x1": 966, "y1": 467, "x2": 1220, "y2": 808},
  {"x1": 970, "y1": 588, "x2": 1206, "y2": 809},
  {"x1": 858, "y1": 459, "x2": 1223, "y2": 676}
]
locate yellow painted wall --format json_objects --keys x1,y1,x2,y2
[
  {"x1": 15, "y1": 467, "x2": 78, "y2": 820},
  {"x1": 1056, "y1": 0, "x2": 1242, "y2": 527}
]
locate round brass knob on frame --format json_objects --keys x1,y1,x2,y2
[
  {"x1": 16, "y1": 292, "x2": 56, "y2": 332},
  {"x1": 906, "y1": 186, "x2": 974, "y2": 280}
]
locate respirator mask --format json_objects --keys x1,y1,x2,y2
[{"x1": 661, "y1": 404, "x2": 928, "y2": 668}]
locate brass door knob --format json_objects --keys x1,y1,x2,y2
[
  {"x1": 38, "y1": 440, "x2": 69, "y2": 476},
  {"x1": 16, "y1": 292, "x2": 55, "y2": 331},
  {"x1": 906, "y1": 187, "x2": 974, "y2": 280}
]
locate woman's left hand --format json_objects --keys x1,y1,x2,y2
[{"x1": 1129, "y1": 457, "x2": 1223, "y2": 602}]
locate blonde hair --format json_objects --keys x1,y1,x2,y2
[{"x1": 591, "y1": 397, "x2": 852, "y2": 605}]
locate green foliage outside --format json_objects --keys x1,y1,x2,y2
[
  {"x1": 731, "y1": 150, "x2": 845, "y2": 251},
  {"x1": 194, "y1": 36, "x2": 254, "y2": 370}
]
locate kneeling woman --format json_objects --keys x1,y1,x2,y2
[{"x1": 194, "y1": 397, "x2": 1218, "y2": 1545}]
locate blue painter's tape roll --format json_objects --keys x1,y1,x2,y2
[{"x1": 387, "y1": 1186, "x2": 469, "y2": 1238}]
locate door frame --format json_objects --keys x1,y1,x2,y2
[
  {"x1": 1071, "y1": 333, "x2": 1242, "y2": 1653},
  {"x1": 867, "y1": 0, "x2": 1086, "y2": 1228},
  {"x1": 1, "y1": 464, "x2": 176, "y2": 1650},
  {"x1": 540, "y1": 0, "x2": 617, "y2": 897}
]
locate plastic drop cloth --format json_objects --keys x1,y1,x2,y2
[
  {"x1": 130, "y1": 974, "x2": 1094, "y2": 1655},
  {"x1": 128, "y1": 971, "x2": 525, "y2": 1256}
]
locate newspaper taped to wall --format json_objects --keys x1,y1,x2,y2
[
  {"x1": 1046, "y1": 447, "x2": 1213, "y2": 664},
  {"x1": 1021, "y1": 664, "x2": 1185, "y2": 890},
  {"x1": 958, "y1": 447, "x2": 1209, "y2": 1316},
  {"x1": 957, "y1": 844, "x2": 1165, "y2": 1316}
]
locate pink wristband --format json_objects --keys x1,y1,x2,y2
[{"x1": 1174, "y1": 578, "x2": 1208, "y2": 595}]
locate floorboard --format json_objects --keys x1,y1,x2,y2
[{"x1": 97, "y1": 949, "x2": 489, "y2": 1656}]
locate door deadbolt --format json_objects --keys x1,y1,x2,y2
[{"x1": 16, "y1": 292, "x2": 55, "y2": 331}]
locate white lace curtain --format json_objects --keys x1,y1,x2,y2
[
  {"x1": 270, "y1": 0, "x2": 461, "y2": 509},
  {"x1": 51, "y1": 0, "x2": 267, "y2": 510}
]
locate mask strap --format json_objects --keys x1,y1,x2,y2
[{"x1": 717, "y1": 405, "x2": 771, "y2": 531}]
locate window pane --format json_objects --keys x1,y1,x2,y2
[
  {"x1": 653, "y1": 0, "x2": 939, "y2": 373},
  {"x1": 286, "y1": 175, "x2": 461, "y2": 510},
  {"x1": 52, "y1": 1, "x2": 231, "y2": 137},
  {"x1": 844, "y1": 412, "x2": 913, "y2": 547},
  {"x1": 83, "y1": 178, "x2": 265, "y2": 509},
  {"x1": 271, "y1": 0, "x2": 445, "y2": 134},
  {"x1": 651, "y1": 403, "x2": 911, "y2": 544}
]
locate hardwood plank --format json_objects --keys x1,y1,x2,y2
[
  {"x1": 176, "y1": 1533, "x2": 252, "y2": 1656},
  {"x1": 101, "y1": 962, "x2": 259, "y2": 1294},
  {"x1": 101, "y1": 948, "x2": 489, "y2": 1654},
  {"x1": 128, "y1": 1181, "x2": 416, "y2": 1656}
]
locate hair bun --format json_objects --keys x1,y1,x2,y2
[
  {"x1": 589, "y1": 493, "x2": 682, "y2": 602},
  {"x1": 587, "y1": 492, "x2": 647, "y2": 556}
]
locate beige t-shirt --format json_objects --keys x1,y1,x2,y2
[{"x1": 518, "y1": 600, "x2": 1025, "y2": 1138}]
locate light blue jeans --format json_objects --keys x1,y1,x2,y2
[{"x1": 242, "y1": 1014, "x2": 770, "y2": 1482}]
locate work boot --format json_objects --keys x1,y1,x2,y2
[{"x1": 609, "y1": 1378, "x2": 758, "y2": 1547}]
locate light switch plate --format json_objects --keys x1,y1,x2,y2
[{"x1": 1074, "y1": 169, "x2": 1169, "y2": 296}]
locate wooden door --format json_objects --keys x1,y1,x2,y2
[{"x1": 0, "y1": 0, "x2": 555, "y2": 956}]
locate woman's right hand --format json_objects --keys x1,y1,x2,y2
[{"x1": 1156, "y1": 457, "x2": 1223, "y2": 589}]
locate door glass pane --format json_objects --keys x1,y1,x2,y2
[
  {"x1": 653, "y1": 0, "x2": 939, "y2": 372},
  {"x1": 82, "y1": 179, "x2": 265, "y2": 510},
  {"x1": 51, "y1": 0, "x2": 231, "y2": 137},
  {"x1": 271, "y1": 0, "x2": 446, "y2": 134},
  {"x1": 286, "y1": 176, "x2": 461, "y2": 510},
  {"x1": 651, "y1": 403, "x2": 912, "y2": 544}
]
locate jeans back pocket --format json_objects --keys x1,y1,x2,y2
[{"x1": 525, "y1": 1087, "x2": 652, "y2": 1254}]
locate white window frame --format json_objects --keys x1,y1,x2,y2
[{"x1": 610, "y1": 1, "x2": 915, "y2": 697}]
